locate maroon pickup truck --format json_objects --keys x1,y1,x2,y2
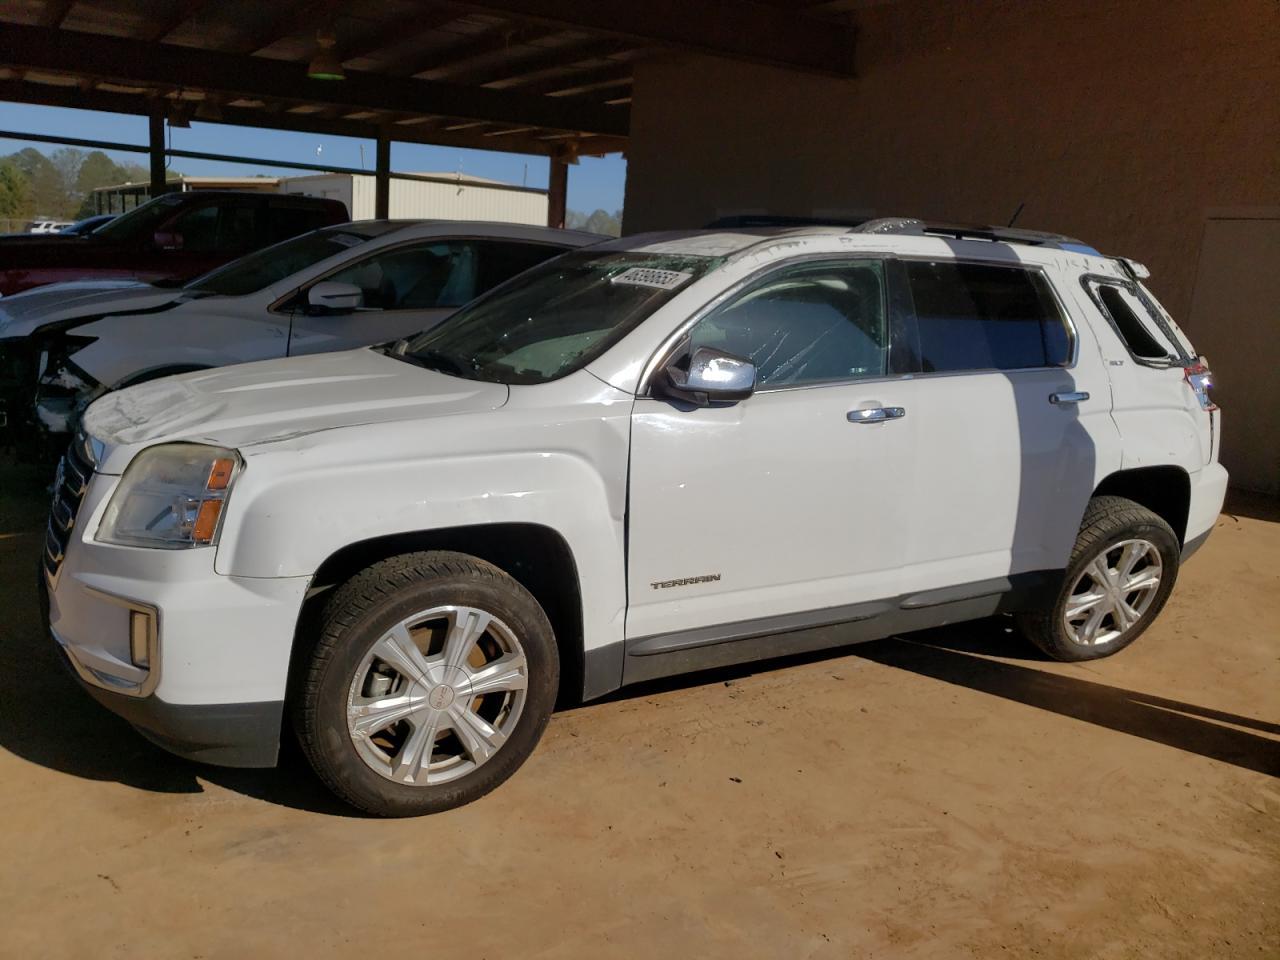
[{"x1": 0, "y1": 191, "x2": 348, "y2": 296}]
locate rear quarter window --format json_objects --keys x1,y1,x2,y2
[
  {"x1": 1086, "y1": 279, "x2": 1182, "y2": 362},
  {"x1": 904, "y1": 261, "x2": 1072, "y2": 372}
]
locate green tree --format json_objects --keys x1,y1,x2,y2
[
  {"x1": 0, "y1": 161, "x2": 29, "y2": 221},
  {"x1": 565, "y1": 208, "x2": 622, "y2": 236},
  {"x1": 583, "y1": 208, "x2": 622, "y2": 237},
  {"x1": 74, "y1": 151, "x2": 130, "y2": 217}
]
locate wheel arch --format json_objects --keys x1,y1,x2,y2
[
  {"x1": 291, "y1": 522, "x2": 586, "y2": 708},
  {"x1": 1092, "y1": 466, "x2": 1191, "y2": 545}
]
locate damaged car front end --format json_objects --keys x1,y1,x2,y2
[
  {"x1": 0, "y1": 321, "x2": 104, "y2": 459},
  {"x1": 33, "y1": 329, "x2": 106, "y2": 437}
]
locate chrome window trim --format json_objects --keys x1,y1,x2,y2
[{"x1": 638, "y1": 252, "x2": 1081, "y2": 398}]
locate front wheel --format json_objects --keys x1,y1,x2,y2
[
  {"x1": 294, "y1": 551, "x2": 559, "y2": 817},
  {"x1": 1017, "y1": 496, "x2": 1180, "y2": 661}
]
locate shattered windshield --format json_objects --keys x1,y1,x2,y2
[{"x1": 397, "y1": 250, "x2": 721, "y2": 384}]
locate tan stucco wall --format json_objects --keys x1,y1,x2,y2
[{"x1": 623, "y1": 0, "x2": 1280, "y2": 321}]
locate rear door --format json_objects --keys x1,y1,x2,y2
[{"x1": 891, "y1": 257, "x2": 1121, "y2": 594}]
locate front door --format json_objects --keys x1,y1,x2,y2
[{"x1": 625, "y1": 258, "x2": 915, "y2": 644}]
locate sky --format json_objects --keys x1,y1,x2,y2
[{"x1": 0, "y1": 101, "x2": 627, "y2": 214}]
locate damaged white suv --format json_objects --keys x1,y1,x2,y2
[{"x1": 44, "y1": 221, "x2": 1226, "y2": 816}]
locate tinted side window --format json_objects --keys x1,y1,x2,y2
[
  {"x1": 905, "y1": 261, "x2": 1070, "y2": 372},
  {"x1": 266, "y1": 203, "x2": 330, "y2": 245},
  {"x1": 324, "y1": 241, "x2": 477, "y2": 310},
  {"x1": 167, "y1": 204, "x2": 219, "y2": 252},
  {"x1": 216, "y1": 200, "x2": 259, "y2": 253},
  {"x1": 477, "y1": 241, "x2": 567, "y2": 295},
  {"x1": 687, "y1": 260, "x2": 888, "y2": 387}
]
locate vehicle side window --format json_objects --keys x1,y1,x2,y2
[
  {"x1": 477, "y1": 241, "x2": 566, "y2": 296},
  {"x1": 1087, "y1": 280, "x2": 1176, "y2": 360},
  {"x1": 323, "y1": 241, "x2": 477, "y2": 311},
  {"x1": 686, "y1": 259, "x2": 888, "y2": 387},
  {"x1": 165, "y1": 200, "x2": 259, "y2": 254},
  {"x1": 904, "y1": 261, "x2": 1070, "y2": 372},
  {"x1": 167, "y1": 204, "x2": 218, "y2": 252},
  {"x1": 265, "y1": 203, "x2": 329, "y2": 245},
  {"x1": 217, "y1": 200, "x2": 259, "y2": 253}
]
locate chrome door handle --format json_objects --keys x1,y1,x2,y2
[
  {"x1": 847, "y1": 406, "x2": 906, "y2": 424},
  {"x1": 1049, "y1": 391, "x2": 1090, "y2": 405}
]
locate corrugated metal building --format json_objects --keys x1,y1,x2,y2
[{"x1": 278, "y1": 172, "x2": 548, "y2": 224}]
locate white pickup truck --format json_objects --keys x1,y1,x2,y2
[{"x1": 43, "y1": 220, "x2": 1227, "y2": 816}]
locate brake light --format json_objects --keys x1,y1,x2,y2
[{"x1": 1184, "y1": 360, "x2": 1217, "y2": 411}]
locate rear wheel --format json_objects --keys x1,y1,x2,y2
[
  {"x1": 1017, "y1": 496, "x2": 1180, "y2": 661},
  {"x1": 294, "y1": 551, "x2": 559, "y2": 817}
]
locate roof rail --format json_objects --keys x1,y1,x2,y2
[
  {"x1": 853, "y1": 218, "x2": 1100, "y2": 254},
  {"x1": 706, "y1": 213, "x2": 870, "y2": 229}
]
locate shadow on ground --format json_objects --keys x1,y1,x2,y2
[{"x1": 2, "y1": 455, "x2": 1276, "y2": 818}]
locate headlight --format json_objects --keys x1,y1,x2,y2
[{"x1": 98, "y1": 443, "x2": 241, "y2": 548}]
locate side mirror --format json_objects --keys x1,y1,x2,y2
[
  {"x1": 658, "y1": 346, "x2": 756, "y2": 406},
  {"x1": 307, "y1": 281, "x2": 363, "y2": 314},
  {"x1": 153, "y1": 230, "x2": 183, "y2": 251}
]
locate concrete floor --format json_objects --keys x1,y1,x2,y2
[{"x1": 0, "y1": 458, "x2": 1276, "y2": 959}]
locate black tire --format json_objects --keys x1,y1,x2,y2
[
  {"x1": 1016, "y1": 496, "x2": 1180, "y2": 661},
  {"x1": 293, "y1": 550, "x2": 559, "y2": 817}
]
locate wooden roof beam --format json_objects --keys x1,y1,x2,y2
[
  {"x1": 446, "y1": 0, "x2": 855, "y2": 76},
  {"x1": 0, "y1": 23, "x2": 628, "y2": 136},
  {"x1": 472, "y1": 40, "x2": 629, "y2": 87},
  {"x1": 0, "y1": 77, "x2": 625, "y2": 155},
  {"x1": 237, "y1": 0, "x2": 349, "y2": 55},
  {"x1": 338, "y1": 9, "x2": 463, "y2": 64},
  {"x1": 37, "y1": 0, "x2": 77, "y2": 27},
  {"x1": 140, "y1": 0, "x2": 211, "y2": 42}
]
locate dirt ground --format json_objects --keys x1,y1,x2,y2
[{"x1": 0, "y1": 457, "x2": 1276, "y2": 959}]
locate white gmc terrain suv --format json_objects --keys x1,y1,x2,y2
[{"x1": 43, "y1": 220, "x2": 1226, "y2": 816}]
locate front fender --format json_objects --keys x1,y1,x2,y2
[
  {"x1": 214, "y1": 406, "x2": 633, "y2": 662},
  {"x1": 70, "y1": 312, "x2": 288, "y2": 388}
]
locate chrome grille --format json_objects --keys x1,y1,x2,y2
[{"x1": 44, "y1": 441, "x2": 93, "y2": 580}]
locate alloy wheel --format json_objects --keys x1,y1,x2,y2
[
  {"x1": 1062, "y1": 538, "x2": 1163, "y2": 647},
  {"x1": 345, "y1": 605, "x2": 528, "y2": 786}
]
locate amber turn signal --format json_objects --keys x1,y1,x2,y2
[
  {"x1": 192, "y1": 499, "x2": 224, "y2": 544},
  {"x1": 206, "y1": 457, "x2": 236, "y2": 491}
]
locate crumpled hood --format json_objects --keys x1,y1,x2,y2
[
  {"x1": 83, "y1": 348, "x2": 509, "y2": 473},
  {"x1": 0, "y1": 280, "x2": 181, "y2": 338}
]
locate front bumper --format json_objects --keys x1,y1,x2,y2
[
  {"x1": 55, "y1": 636, "x2": 284, "y2": 768},
  {"x1": 45, "y1": 468, "x2": 311, "y2": 768}
]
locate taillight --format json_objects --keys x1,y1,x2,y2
[{"x1": 1184, "y1": 359, "x2": 1217, "y2": 411}]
